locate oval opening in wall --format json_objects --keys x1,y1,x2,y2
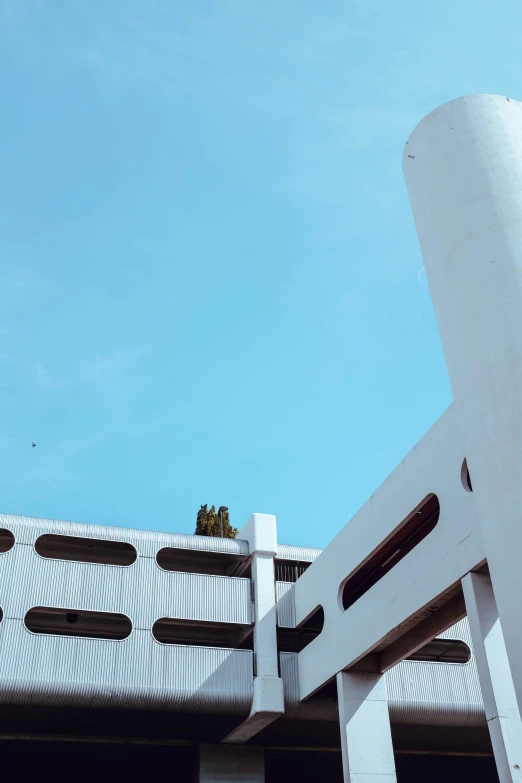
[
  {"x1": 156, "y1": 546, "x2": 250, "y2": 577},
  {"x1": 24, "y1": 606, "x2": 132, "y2": 640},
  {"x1": 152, "y1": 617, "x2": 253, "y2": 649},
  {"x1": 407, "y1": 638, "x2": 471, "y2": 664},
  {"x1": 340, "y1": 493, "x2": 440, "y2": 611},
  {"x1": 35, "y1": 534, "x2": 137, "y2": 566},
  {"x1": 461, "y1": 459, "x2": 473, "y2": 492},
  {"x1": 0, "y1": 528, "x2": 15, "y2": 554},
  {"x1": 278, "y1": 605, "x2": 324, "y2": 653}
]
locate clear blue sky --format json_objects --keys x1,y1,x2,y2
[{"x1": 0, "y1": 1, "x2": 519, "y2": 547}]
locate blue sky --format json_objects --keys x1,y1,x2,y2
[{"x1": 0, "y1": 1, "x2": 519, "y2": 547}]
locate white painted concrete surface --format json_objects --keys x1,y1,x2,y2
[
  {"x1": 403, "y1": 94, "x2": 522, "y2": 715},
  {"x1": 294, "y1": 405, "x2": 482, "y2": 699},
  {"x1": 251, "y1": 554, "x2": 280, "y2": 679},
  {"x1": 337, "y1": 671, "x2": 397, "y2": 782},
  {"x1": 223, "y1": 514, "x2": 284, "y2": 743},
  {"x1": 291, "y1": 93, "x2": 522, "y2": 781},
  {"x1": 462, "y1": 572, "x2": 522, "y2": 781}
]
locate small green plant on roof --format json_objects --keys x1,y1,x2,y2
[{"x1": 195, "y1": 505, "x2": 238, "y2": 538}]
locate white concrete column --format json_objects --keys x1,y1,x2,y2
[
  {"x1": 337, "y1": 670, "x2": 397, "y2": 782},
  {"x1": 462, "y1": 572, "x2": 522, "y2": 781},
  {"x1": 250, "y1": 552, "x2": 280, "y2": 679},
  {"x1": 223, "y1": 514, "x2": 284, "y2": 743},
  {"x1": 199, "y1": 744, "x2": 265, "y2": 782},
  {"x1": 403, "y1": 94, "x2": 522, "y2": 713}
]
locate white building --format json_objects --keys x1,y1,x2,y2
[{"x1": 1, "y1": 94, "x2": 521, "y2": 781}]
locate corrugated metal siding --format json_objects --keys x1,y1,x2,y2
[
  {"x1": 276, "y1": 582, "x2": 296, "y2": 628},
  {"x1": 151, "y1": 568, "x2": 251, "y2": 625},
  {"x1": 280, "y1": 652, "x2": 337, "y2": 720},
  {"x1": 0, "y1": 544, "x2": 251, "y2": 627},
  {"x1": 0, "y1": 513, "x2": 249, "y2": 558},
  {"x1": 386, "y1": 619, "x2": 485, "y2": 727},
  {"x1": 0, "y1": 620, "x2": 253, "y2": 714},
  {"x1": 279, "y1": 620, "x2": 485, "y2": 728},
  {"x1": 277, "y1": 545, "x2": 322, "y2": 562},
  {"x1": 0, "y1": 516, "x2": 486, "y2": 726},
  {"x1": 151, "y1": 533, "x2": 249, "y2": 557},
  {"x1": 0, "y1": 516, "x2": 253, "y2": 713}
]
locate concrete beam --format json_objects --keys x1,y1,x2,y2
[
  {"x1": 294, "y1": 405, "x2": 483, "y2": 700},
  {"x1": 379, "y1": 592, "x2": 466, "y2": 672}
]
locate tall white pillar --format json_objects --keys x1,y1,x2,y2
[
  {"x1": 337, "y1": 670, "x2": 397, "y2": 782},
  {"x1": 250, "y1": 551, "x2": 280, "y2": 680},
  {"x1": 403, "y1": 94, "x2": 522, "y2": 713},
  {"x1": 223, "y1": 513, "x2": 284, "y2": 743},
  {"x1": 462, "y1": 572, "x2": 522, "y2": 781},
  {"x1": 199, "y1": 744, "x2": 265, "y2": 782}
]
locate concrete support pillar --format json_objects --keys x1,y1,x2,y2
[
  {"x1": 250, "y1": 551, "x2": 280, "y2": 680},
  {"x1": 337, "y1": 670, "x2": 397, "y2": 782},
  {"x1": 223, "y1": 514, "x2": 284, "y2": 743},
  {"x1": 462, "y1": 572, "x2": 522, "y2": 781},
  {"x1": 199, "y1": 744, "x2": 265, "y2": 782},
  {"x1": 403, "y1": 94, "x2": 522, "y2": 713}
]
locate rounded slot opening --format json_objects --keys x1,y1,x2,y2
[
  {"x1": 25, "y1": 606, "x2": 132, "y2": 640},
  {"x1": 461, "y1": 459, "x2": 473, "y2": 492},
  {"x1": 35, "y1": 534, "x2": 137, "y2": 566},
  {"x1": 0, "y1": 528, "x2": 15, "y2": 554},
  {"x1": 340, "y1": 494, "x2": 440, "y2": 611}
]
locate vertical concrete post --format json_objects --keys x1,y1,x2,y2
[
  {"x1": 403, "y1": 94, "x2": 522, "y2": 713},
  {"x1": 223, "y1": 514, "x2": 284, "y2": 743},
  {"x1": 199, "y1": 744, "x2": 265, "y2": 782},
  {"x1": 337, "y1": 670, "x2": 397, "y2": 782},
  {"x1": 462, "y1": 572, "x2": 522, "y2": 781}
]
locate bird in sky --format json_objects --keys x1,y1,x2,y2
[{"x1": 31, "y1": 443, "x2": 36, "y2": 448}]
